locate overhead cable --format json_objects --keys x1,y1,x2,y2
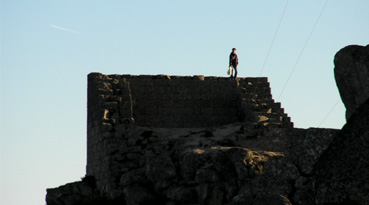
[
  {"x1": 278, "y1": 0, "x2": 329, "y2": 100},
  {"x1": 260, "y1": 0, "x2": 289, "y2": 76},
  {"x1": 318, "y1": 99, "x2": 340, "y2": 127}
]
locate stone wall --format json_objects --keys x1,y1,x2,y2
[
  {"x1": 128, "y1": 75, "x2": 240, "y2": 128},
  {"x1": 87, "y1": 73, "x2": 292, "y2": 191}
]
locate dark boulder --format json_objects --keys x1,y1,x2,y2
[
  {"x1": 145, "y1": 154, "x2": 177, "y2": 191},
  {"x1": 46, "y1": 181, "x2": 94, "y2": 205},
  {"x1": 257, "y1": 156, "x2": 300, "y2": 197},
  {"x1": 165, "y1": 186, "x2": 195, "y2": 203},
  {"x1": 285, "y1": 128, "x2": 338, "y2": 175},
  {"x1": 313, "y1": 98, "x2": 369, "y2": 204},
  {"x1": 123, "y1": 185, "x2": 156, "y2": 205},
  {"x1": 120, "y1": 168, "x2": 148, "y2": 187},
  {"x1": 334, "y1": 44, "x2": 369, "y2": 120}
]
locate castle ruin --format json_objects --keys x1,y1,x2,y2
[
  {"x1": 47, "y1": 45, "x2": 369, "y2": 205},
  {"x1": 87, "y1": 73, "x2": 292, "y2": 191}
]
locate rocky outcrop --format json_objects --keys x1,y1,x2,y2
[
  {"x1": 46, "y1": 177, "x2": 96, "y2": 205},
  {"x1": 47, "y1": 44, "x2": 369, "y2": 204},
  {"x1": 47, "y1": 123, "x2": 340, "y2": 205},
  {"x1": 48, "y1": 122, "x2": 296, "y2": 205},
  {"x1": 233, "y1": 128, "x2": 338, "y2": 205},
  {"x1": 109, "y1": 129, "x2": 284, "y2": 205},
  {"x1": 313, "y1": 98, "x2": 369, "y2": 204},
  {"x1": 334, "y1": 44, "x2": 369, "y2": 120},
  {"x1": 285, "y1": 128, "x2": 338, "y2": 176},
  {"x1": 46, "y1": 111, "x2": 341, "y2": 205},
  {"x1": 308, "y1": 44, "x2": 369, "y2": 204},
  {"x1": 46, "y1": 82, "x2": 339, "y2": 205}
]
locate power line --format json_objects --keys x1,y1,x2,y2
[
  {"x1": 259, "y1": 0, "x2": 289, "y2": 76},
  {"x1": 277, "y1": 0, "x2": 329, "y2": 101},
  {"x1": 318, "y1": 99, "x2": 340, "y2": 127}
]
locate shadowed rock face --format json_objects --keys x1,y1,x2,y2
[
  {"x1": 46, "y1": 44, "x2": 369, "y2": 205},
  {"x1": 312, "y1": 44, "x2": 369, "y2": 204},
  {"x1": 334, "y1": 44, "x2": 369, "y2": 120},
  {"x1": 313, "y1": 98, "x2": 369, "y2": 204}
]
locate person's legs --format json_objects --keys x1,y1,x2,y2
[
  {"x1": 234, "y1": 67, "x2": 238, "y2": 80},
  {"x1": 230, "y1": 66, "x2": 234, "y2": 79}
]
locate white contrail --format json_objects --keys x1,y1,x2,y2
[{"x1": 51, "y1": 25, "x2": 79, "y2": 34}]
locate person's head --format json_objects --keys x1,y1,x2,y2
[{"x1": 232, "y1": 48, "x2": 237, "y2": 54}]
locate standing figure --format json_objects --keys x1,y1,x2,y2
[{"x1": 229, "y1": 48, "x2": 238, "y2": 80}]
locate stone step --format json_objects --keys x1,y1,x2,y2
[
  {"x1": 247, "y1": 120, "x2": 293, "y2": 130},
  {"x1": 244, "y1": 87, "x2": 271, "y2": 94},
  {"x1": 255, "y1": 115, "x2": 283, "y2": 123},
  {"x1": 239, "y1": 81, "x2": 270, "y2": 87},
  {"x1": 241, "y1": 101, "x2": 286, "y2": 115},
  {"x1": 243, "y1": 77, "x2": 268, "y2": 84},
  {"x1": 241, "y1": 103, "x2": 273, "y2": 113},
  {"x1": 240, "y1": 98, "x2": 273, "y2": 105},
  {"x1": 254, "y1": 100, "x2": 276, "y2": 107},
  {"x1": 240, "y1": 93, "x2": 272, "y2": 100},
  {"x1": 242, "y1": 81, "x2": 270, "y2": 86},
  {"x1": 283, "y1": 116, "x2": 292, "y2": 124},
  {"x1": 242, "y1": 98, "x2": 275, "y2": 105},
  {"x1": 241, "y1": 98, "x2": 274, "y2": 104},
  {"x1": 271, "y1": 107, "x2": 284, "y2": 114},
  {"x1": 241, "y1": 103, "x2": 267, "y2": 112},
  {"x1": 269, "y1": 102, "x2": 281, "y2": 110},
  {"x1": 261, "y1": 107, "x2": 285, "y2": 114},
  {"x1": 237, "y1": 77, "x2": 293, "y2": 128},
  {"x1": 238, "y1": 80, "x2": 269, "y2": 86},
  {"x1": 239, "y1": 89, "x2": 271, "y2": 97},
  {"x1": 254, "y1": 112, "x2": 290, "y2": 121},
  {"x1": 257, "y1": 122, "x2": 293, "y2": 129}
]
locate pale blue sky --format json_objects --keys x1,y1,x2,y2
[{"x1": 1, "y1": 1, "x2": 368, "y2": 204}]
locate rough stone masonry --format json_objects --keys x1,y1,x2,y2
[
  {"x1": 46, "y1": 45, "x2": 369, "y2": 205},
  {"x1": 87, "y1": 73, "x2": 293, "y2": 191}
]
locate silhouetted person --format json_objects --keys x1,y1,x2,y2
[{"x1": 229, "y1": 48, "x2": 238, "y2": 80}]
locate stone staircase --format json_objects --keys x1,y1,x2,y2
[{"x1": 237, "y1": 77, "x2": 293, "y2": 130}]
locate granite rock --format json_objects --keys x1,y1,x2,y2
[
  {"x1": 334, "y1": 44, "x2": 369, "y2": 120},
  {"x1": 145, "y1": 154, "x2": 177, "y2": 191},
  {"x1": 123, "y1": 185, "x2": 156, "y2": 205},
  {"x1": 285, "y1": 128, "x2": 338, "y2": 175},
  {"x1": 313, "y1": 98, "x2": 369, "y2": 205},
  {"x1": 46, "y1": 181, "x2": 94, "y2": 205}
]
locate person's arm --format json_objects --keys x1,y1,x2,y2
[{"x1": 236, "y1": 55, "x2": 239, "y2": 67}]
